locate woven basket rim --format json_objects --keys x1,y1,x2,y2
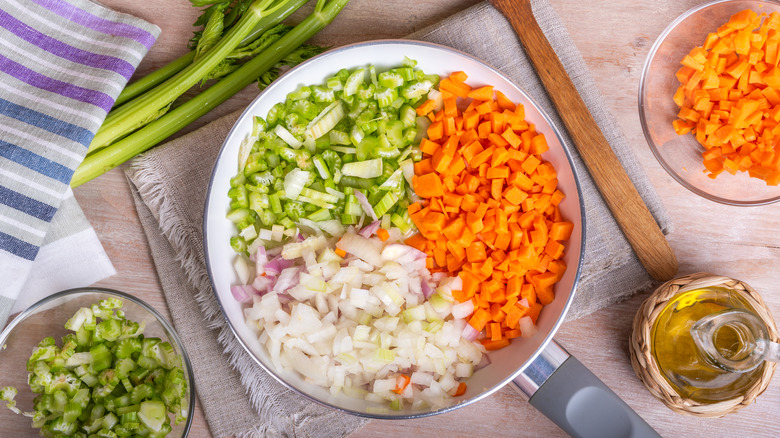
[{"x1": 629, "y1": 272, "x2": 778, "y2": 418}]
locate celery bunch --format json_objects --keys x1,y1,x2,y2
[{"x1": 71, "y1": 0, "x2": 350, "y2": 187}]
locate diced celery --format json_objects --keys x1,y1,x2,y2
[
  {"x1": 373, "y1": 191, "x2": 399, "y2": 217},
  {"x1": 341, "y1": 158, "x2": 382, "y2": 178},
  {"x1": 137, "y1": 400, "x2": 167, "y2": 432},
  {"x1": 343, "y1": 68, "x2": 365, "y2": 97}
]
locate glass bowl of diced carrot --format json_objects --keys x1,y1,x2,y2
[{"x1": 640, "y1": 0, "x2": 780, "y2": 205}]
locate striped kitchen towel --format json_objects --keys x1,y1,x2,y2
[{"x1": 0, "y1": 0, "x2": 161, "y2": 326}]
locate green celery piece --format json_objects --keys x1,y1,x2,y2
[
  {"x1": 149, "y1": 341, "x2": 179, "y2": 370},
  {"x1": 194, "y1": 2, "x2": 227, "y2": 61},
  {"x1": 373, "y1": 191, "x2": 399, "y2": 217},
  {"x1": 48, "y1": 415, "x2": 78, "y2": 435},
  {"x1": 90, "y1": 344, "x2": 113, "y2": 373},
  {"x1": 79, "y1": 373, "x2": 99, "y2": 388},
  {"x1": 49, "y1": 371, "x2": 82, "y2": 396},
  {"x1": 73, "y1": 0, "x2": 350, "y2": 187},
  {"x1": 89, "y1": 0, "x2": 293, "y2": 152},
  {"x1": 96, "y1": 318, "x2": 122, "y2": 342},
  {"x1": 341, "y1": 158, "x2": 382, "y2": 178},
  {"x1": 117, "y1": 404, "x2": 140, "y2": 416},
  {"x1": 137, "y1": 400, "x2": 168, "y2": 433},
  {"x1": 98, "y1": 369, "x2": 119, "y2": 387},
  {"x1": 65, "y1": 307, "x2": 94, "y2": 332},
  {"x1": 114, "y1": 338, "x2": 142, "y2": 359},
  {"x1": 76, "y1": 326, "x2": 93, "y2": 347},
  {"x1": 0, "y1": 387, "x2": 20, "y2": 415},
  {"x1": 103, "y1": 412, "x2": 120, "y2": 430},
  {"x1": 115, "y1": 358, "x2": 137, "y2": 380},
  {"x1": 63, "y1": 400, "x2": 83, "y2": 424},
  {"x1": 136, "y1": 355, "x2": 158, "y2": 373},
  {"x1": 130, "y1": 383, "x2": 155, "y2": 405},
  {"x1": 71, "y1": 387, "x2": 91, "y2": 406}
]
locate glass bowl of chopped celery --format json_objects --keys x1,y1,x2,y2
[
  {"x1": 0, "y1": 288, "x2": 194, "y2": 437},
  {"x1": 640, "y1": 0, "x2": 780, "y2": 205}
]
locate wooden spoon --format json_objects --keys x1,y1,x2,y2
[{"x1": 489, "y1": 0, "x2": 678, "y2": 281}]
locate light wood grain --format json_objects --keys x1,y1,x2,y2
[{"x1": 6, "y1": 0, "x2": 780, "y2": 437}]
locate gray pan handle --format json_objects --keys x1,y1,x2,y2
[{"x1": 512, "y1": 340, "x2": 659, "y2": 438}]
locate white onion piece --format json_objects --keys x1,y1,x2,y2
[
  {"x1": 337, "y1": 232, "x2": 383, "y2": 266},
  {"x1": 451, "y1": 301, "x2": 475, "y2": 320},
  {"x1": 231, "y1": 285, "x2": 255, "y2": 303},
  {"x1": 358, "y1": 220, "x2": 381, "y2": 238},
  {"x1": 461, "y1": 323, "x2": 479, "y2": 342},
  {"x1": 518, "y1": 316, "x2": 538, "y2": 338},
  {"x1": 273, "y1": 267, "x2": 301, "y2": 292},
  {"x1": 233, "y1": 255, "x2": 253, "y2": 285},
  {"x1": 421, "y1": 281, "x2": 434, "y2": 299},
  {"x1": 353, "y1": 190, "x2": 377, "y2": 220}
]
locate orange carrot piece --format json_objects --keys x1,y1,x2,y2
[
  {"x1": 481, "y1": 338, "x2": 511, "y2": 351},
  {"x1": 392, "y1": 374, "x2": 411, "y2": 394},
  {"x1": 468, "y1": 85, "x2": 494, "y2": 101},
  {"x1": 413, "y1": 173, "x2": 445, "y2": 198},
  {"x1": 416, "y1": 99, "x2": 437, "y2": 116}
]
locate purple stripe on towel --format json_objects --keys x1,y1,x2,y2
[
  {"x1": 29, "y1": 0, "x2": 157, "y2": 49},
  {"x1": 0, "y1": 8, "x2": 135, "y2": 80},
  {"x1": 0, "y1": 54, "x2": 114, "y2": 112}
]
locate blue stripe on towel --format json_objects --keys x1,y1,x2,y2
[
  {"x1": 0, "y1": 141, "x2": 74, "y2": 184},
  {"x1": 0, "y1": 230, "x2": 39, "y2": 260},
  {"x1": 0, "y1": 185, "x2": 56, "y2": 222},
  {"x1": 0, "y1": 97, "x2": 93, "y2": 146}
]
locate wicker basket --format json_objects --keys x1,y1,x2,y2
[{"x1": 629, "y1": 272, "x2": 779, "y2": 417}]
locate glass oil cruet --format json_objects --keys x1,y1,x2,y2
[{"x1": 651, "y1": 286, "x2": 780, "y2": 403}]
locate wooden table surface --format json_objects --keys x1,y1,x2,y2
[{"x1": 13, "y1": 0, "x2": 780, "y2": 436}]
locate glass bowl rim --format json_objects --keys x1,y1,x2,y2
[
  {"x1": 0, "y1": 286, "x2": 195, "y2": 436},
  {"x1": 638, "y1": 0, "x2": 780, "y2": 206}
]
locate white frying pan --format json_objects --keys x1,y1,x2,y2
[{"x1": 203, "y1": 40, "x2": 657, "y2": 437}]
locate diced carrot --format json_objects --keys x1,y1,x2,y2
[
  {"x1": 673, "y1": 9, "x2": 780, "y2": 184},
  {"x1": 413, "y1": 173, "x2": 445, "y2": 198},
  {"x1": 416, "y1": 99, "x2": 437, "y2": 116},
  {"x1": 404, "y1": 73, "x2": 573, "y2": 351},
  {"x1": 467, "y1": 85, "x2": 494, "y2": 101},
  {"x1": 468, "y1": 308, "x2": 491, "y2": 331},
  {"x1": 392, "y1": 374, "x2": 411, "y2": 394},
  {"x1": 481, "y1": 338, "x2": 511, "y2": 351}
]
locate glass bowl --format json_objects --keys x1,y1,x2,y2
[
  {"x1": 0, "y1": 288, "x2": 194, "y2": 437},
  {"x1": 639, "y1": 0, "x2": 780, "y2": 205}
]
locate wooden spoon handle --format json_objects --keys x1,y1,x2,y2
[{"x1": 490, "y1": 0, "x2": 677, "y2": 281}]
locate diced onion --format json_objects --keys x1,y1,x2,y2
[{"x1": 235, "y1": 227, "x2": 486, "y2": 410}]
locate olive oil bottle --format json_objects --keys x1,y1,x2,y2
[{"x1": 651, "y1": 286, "x2": 766, "y2": 403}]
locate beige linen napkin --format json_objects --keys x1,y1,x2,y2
[{"x1": 125, "y1": 1, "x2": 672, "y2": 436}]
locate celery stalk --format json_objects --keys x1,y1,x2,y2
[
  {"x1": 89, "y1": 0, "x2": 295, "y2": 153},
  {"x1": 113, "y1": 0, "x2": 308, "y2": 108},
  {"x1": 72, "y1": 0, "x2": 349, "y2": 187}
]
